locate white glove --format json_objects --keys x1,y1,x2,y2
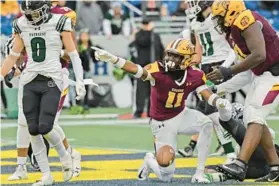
[
  {"x1": 91, "y1": 47, "x2": 118, "y2": 64},
  {"x1": 216, "y1": 98, "x2": 232, "y2": 121},
  {"x1": 216, "y1": 98, "x2": 231, "y2": 110},
  {"x1": 75, "y1": 80, "x2": 86, "y2": 101},
  {"x1": 0, "y1": 75, "x2": 3, "y2": 82}
]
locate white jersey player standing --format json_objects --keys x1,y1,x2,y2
[
  {"x1": 0, "y1": 1, "x2": 85, "y2": 185},
  {"x1": 6, "y1": 2, "x2": 82, "y2": 181},
  {"x1": 179, "y1": 0, "x2": 237, "y2": 162}
]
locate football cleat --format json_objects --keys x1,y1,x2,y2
[
  {"x1": 224, "y1": 152, "x2": 236, "y2": 164},
  {"x1": 60, "y1": 153, "x2": 73, "y2": 182},
  {"x1": 32, "y1": 172, "x2": 54, "y2": 186},
  {"x1": 178, "y1": 146, "x2": 193, "y2": 157},
  {"x1": 255, "y1": 165, "x2": 279, "y2": 182},
  {"x1": 71, "y1": 149, "x2": 81, "y2": 177},
  {"x1": 8, "y1": 164, "x2": 28, "y2": 181},
  {"x1": 191, "y1": 174, "x2": 211, "y2": 183},
  {"x1": 137, "y1": 153, "x2": 152, "y2": 181},
  {"x1": 216, "y1": 159, "x2": 247, "y2": 181}
]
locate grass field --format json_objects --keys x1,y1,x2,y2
[{"x1": 1, "y1": 107, "x2": 279, "y2": 185}]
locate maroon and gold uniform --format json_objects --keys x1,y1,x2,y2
[
  {"x1": 230, "y1": 10, "x2": 279, "y2": 76},
  {"x1": 147, "y1": 62, "x2": 207, "y2": 121}
]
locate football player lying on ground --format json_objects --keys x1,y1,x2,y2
[
  {"x1": 205, "y1": 102, "x2": 279, "y2": 182},
  {"x1": 92, "y1": 38, "x2": 232, "y2": 183}
]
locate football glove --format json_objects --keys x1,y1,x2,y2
[
  {"x1": 91, "y1": 47, "x2": 118, "y2": 64},
  {"x1": 216, "y1": 98, "x2": 231, "y2": 110},
  {"x1": 75, "y1": 80, "x2": 86, "y2": 101}
]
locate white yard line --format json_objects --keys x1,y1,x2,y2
[{"x1": 1, "y1": 116, "x2": 279, "y2": 129}]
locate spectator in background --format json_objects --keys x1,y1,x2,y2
[
  {"x1": 97, "y1": 1, "x2": 111, "y2": 16},
  {"x1": 103, "y1": 2, "x2": 131, "y2": 37},
  {"x1": 78, "y1": 29, "x2": 102, "y2": 109},
  {"x1": 57, "y1": 0, "x2": 66, "y2": 7},
  {"x1": 1, "y1": 0, "x2": 19, "y2": 36},
  {"x1": 77, "y1": 0, "x2": 103, "y2": 35},
  {"x1": 134, "y1": 19, "x2": 164, "y2": 118},
  {"x1": 66, "y1": 0, "x2": 77, "y2": 11},
  {"x1": 160, "y1": 4, "x2": 169, "y2": 17},
  {"x1": 173, "y1": 0, "x2": 187, "y2": 17},
  {"x1": 260, "y1": 1, "x2": 277, "y2": 10}
]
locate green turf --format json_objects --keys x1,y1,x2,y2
[{"x1": 1, "y1": 120, "x2": 279, "y2": 151}]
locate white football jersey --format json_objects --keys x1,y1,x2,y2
[
  {"x1": 190, "y1": 14, "x2": 233, "y2": 65},
  {"x1": 12, "y1": 14, "x2": 72, "y2": 88}
]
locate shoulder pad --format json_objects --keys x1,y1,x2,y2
[
  {"x1": 144, "y1": 62, "x2": 160, "y2": 74},
  {"x1": 64, "y1": 10, "x2": 77, "y2": 26},
  {"x1": 233, "y1": 10, "x2": 255, "y2": 31}
]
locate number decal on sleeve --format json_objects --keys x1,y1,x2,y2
[
  {"x1": 165, "y1": 91, "x2": 184, "y2": 108},
  {"x1": 31, "y1": 37, "x2": 46, "y2": 63},
  {"x1": 199, "y1": 32, "x2": 214, "y2": 56}
]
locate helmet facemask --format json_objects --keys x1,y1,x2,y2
[
  {"x1": 163, "y1": 51, "x2": 193, "y2": 72},
  {"x1": 21, "y1": 2, "x2": 50, "y2": 26}
]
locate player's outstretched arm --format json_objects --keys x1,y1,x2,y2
[
  {"x1": 199, "y1": 88, "x2": 231, "y2": 111},
  {"x1": 61, "y1": 31, "x2": 86, "y2": 100},
  {"x1": 92, "y1": 47, "x2": 154, "y2": 82},
  {"x1": 1, "y1": 34, "x2": 24, "y2": 80}
]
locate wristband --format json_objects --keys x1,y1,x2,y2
[
  {"x1": 114, "y1": 57, "x2": 126, "y2": 68},
  {"x1": 134, "y1": 65, "x2": 143, "y2": 78},
  {"x1": 208, "y1": 94, "x2": 218, "y2": 106}
]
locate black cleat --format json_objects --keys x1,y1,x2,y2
[
  {"x1": 216, "y1": 159, "x2": 247, "y2": 181},
  {"x1": 255, "y1": 165, "x2": 279, "y2": 182}
]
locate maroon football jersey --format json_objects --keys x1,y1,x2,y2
[
  {"x1": 230, "y1": 10, "x2": 279, "y2": 76},
  {"x1": 147, "y1": 62, "x2": 206, "y2": 121}
]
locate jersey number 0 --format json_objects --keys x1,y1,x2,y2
[{"x1": 31, "y1": 37, "x2": 46, "y2": 63}]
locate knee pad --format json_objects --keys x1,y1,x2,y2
[
  {"x1": 28, "y1": 123, "x2": 39, "y2": 136},
  {"x1": 39, "y1": 122, "x2": 54, "y2": 135},
  {"x1": 17, "y1": 124, "x2": 31, "y2": 148}
]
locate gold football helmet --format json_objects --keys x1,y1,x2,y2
[
  {"x1": 163, "y1": 39, "x2": 195, "y2": 71},
  {"x1": 211, "y1": 0, "x2": 246, "y2": 33}
]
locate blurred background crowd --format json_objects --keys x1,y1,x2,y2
[{"x1": 1, "y1": 0, "x2": 279, "y2": 118}]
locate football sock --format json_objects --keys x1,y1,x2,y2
[
  {"x1": 197, "y1": 122, "x2": 213, "y2": 172},
  {"x1": 44, "y1": 129, "x2": 67, "y2": 158},
  {"x1": 17, "y1": 157, "x2": 27, "y2": 165},
  {"x1": 223, "y1": 142, "x2": 235, "y2": 154},
  {"x1": 189, "y1": 140, "x2": 197, "y2": 150},
  {"x1": 30, "y1": 135, "x2": 50, "y2": 174}
]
